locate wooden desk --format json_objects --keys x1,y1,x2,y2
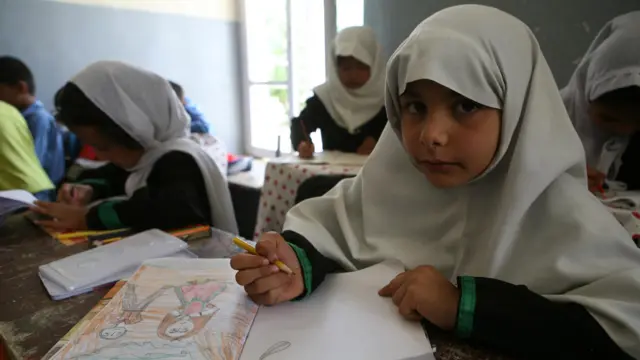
[{"x1": 0, "y1": 214, "x2": 511, "y2": 360}]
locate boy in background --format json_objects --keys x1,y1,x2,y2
[
  {"x1": 169, "y1": 81, "x2": 211, "y2": 134},
  {"x1": 0, "y1": 56, "x2": 65, "y2": 186}
]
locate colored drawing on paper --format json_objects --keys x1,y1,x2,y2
[{"x1": 48, "y1": 264, "x2": 258, "y2": 360}]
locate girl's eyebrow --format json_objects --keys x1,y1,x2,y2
[{"x1": 400, "y1": 89, "x2": 421, "y2": 99}]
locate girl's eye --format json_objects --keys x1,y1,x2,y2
[
  {"x1": 456, "y1": 100, "x2": 483, "y2": 114},
  {"x1": 403, "y1": 101, "x2": 426, "y2": 115}
]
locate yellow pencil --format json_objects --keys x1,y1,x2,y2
[
  {"x1": 233, "y1": 237, "x2": 294, "y2": 275},
  {"x1": 56, "y1": 228, "x2": 128, "y2": 240},
  {"x1": 102, "y1": 237, "x2": 124, "y2": 245}
]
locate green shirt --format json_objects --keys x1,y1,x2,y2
[{"x1": 0, "y1": 101, "x2": 54, "y2": 193}]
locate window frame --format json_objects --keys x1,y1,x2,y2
[{"x1": 239, "y1": 0, "x2": 340, "y2": 157}]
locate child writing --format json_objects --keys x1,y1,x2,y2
[
  {"x1": 290, "y1": 26, "x2": 387, "y2": 158},
  {"x1": 31, "y1": 61, "x2": 237, "y2": 234},
  {"x1": 0, "y1": 56, "x2": 65, "y2": 186},
  {"x1": 232, "y1": 5, "x2": 640, "y2": 359},
  {"x1": 0, "y1": 101, "x2": 54, "y2": 200},
  {"x1": 561, "y1": 12, "x2": 640, "y2": 192}
]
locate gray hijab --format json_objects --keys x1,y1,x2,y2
[
  {"x1": 285, "y1": 5, "x2": 640, "y2": 357},
  {"x1": 72, "y1": 61, "x2": 238, "y2": 233},
  {"x1": 561, "y1": 12, "x2": 640, "y2": 174}
]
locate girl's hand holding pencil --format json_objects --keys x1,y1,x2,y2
[
  {"x1": 231, "y1": 233, "x2": 304, "y2": 305},
  {"x1": 297, "y1": 141, "x2": 315, "y2": 159}
]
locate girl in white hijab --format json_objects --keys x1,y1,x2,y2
[
  {"x1": 232, "y1": 5, "x2": 640, "y2": 359},
  {"x1": 290, "y1": 26, "x2": 387, "y2": 158},
  {"x1": 561, "y1": 12, "x2": 640, "y2": 193},
  {"x1": 33, "y1": 61, "x2": 238, "y2": 234}
]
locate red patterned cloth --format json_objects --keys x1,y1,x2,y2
[{"x1": 253, "y1": 162, "x2": 361, "y2": 238}]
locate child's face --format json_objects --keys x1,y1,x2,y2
[
  {"x1": 400, "y1": 80, "x2": 501, "y2": 188},
  {"x1": 72, "y1": 126, "x2": 144, "y2": 169},
  {"x1": 0, "y1": 82, "x2": 29, "y2": 107},
  {"x1": 589, "y1": 102, "x2": 640, "y2": 136},
  {"x1": 336, "y1": 56, "x2": 371, "y2": 89}
]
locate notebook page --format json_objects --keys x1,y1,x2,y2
[
  {"x1": 0, "y1": 189, "x2": 37, "y2": 205},
  {"x1": 240, "y1": 261, "x2": 434, "y2": 360}
]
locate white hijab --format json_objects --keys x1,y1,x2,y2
[
  {"x1": 561, "y1": 12, "x2": 640, "y2": 175},
  {"x1": 285, "y1": 5, "x2": 640, "y2": 356},
  {"x1": 314, "y1": 26, "x2": 385, "y2": 133},
  {"x1": 71, "y1": 61, "x2": 238, "y2": 234}
]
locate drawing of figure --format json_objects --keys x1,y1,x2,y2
[
  {"x1": 157, "y1": 280, "x2": 227, "y2": 341},
  {"x1": 99, "y1": 284, "x2": 171, "y2": 340}
]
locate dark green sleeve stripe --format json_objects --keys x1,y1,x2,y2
[
  {"x1": 76, "y1": 178, "x2": 109, "y2": 187},
  {"x1": 97, "y1": 200, "x2": 124, "y2": 229},
  {"x1": 456, "y1": 276, "x2": 476, "y2": 338},
  {"x1": 288, "y1": 242, "x2": 313, "y2": 301}
]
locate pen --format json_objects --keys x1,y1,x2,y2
[
  {"x1": 232, "y1": 237, "x2": 294, "y2": 275},
  {"x1": 299, "y1": 120, "x2": 311, "y2": 144}
]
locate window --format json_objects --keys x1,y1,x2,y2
[
  {"x1": 240, "y1": 0, "x2": 365, "y2": 156},
  {"x1": 336, "y1": 0, "x2": 364, "y2": 31}
]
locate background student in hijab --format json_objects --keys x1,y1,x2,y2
[
  {"x1": 290, "y1": 26, "x2": 387, "y2": 158},
  {"x1": 0, "y1": 101, "x2": 54, "y2": 200},
  {"x1": 561, "y1": 12, "x2": 640, "y2": 192},
  {"x1": 31, "y1": 61, "x2": 237, "y2": 234},
  {"x1": 0, "y1": 56, "x2": 65, "y2": 186},
  {"x1": 231, "y1": 6, "x2": 640, "y2": 359}
]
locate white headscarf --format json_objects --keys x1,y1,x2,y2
[
  {"x1": 285, "y1": 5, "x2": 640, "y2": 356},
  {"x1": 561, "y1": 12, "x2": 640, "y2": 176},
  {"x1": 314, "y1": 26, "x2": 385, "y2": 133},
  {"x1": 71, "y1": 61, "x2": 238, "y2": 234}
]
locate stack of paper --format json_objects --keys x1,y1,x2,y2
[
  {"x1": 39, "y1": 229, "x2": 196, "y2": 300},
  {"x1": 0, "y1": 189, "x2": 37, "y2": 226}
]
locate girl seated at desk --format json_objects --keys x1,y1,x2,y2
[
  {"x1": 31, "y1": 61, "x2": 237, "y2": 234},
  {"x1": 232, "y1": 5, "x2": 640, "y2": 359},
  {"x1": 290, "y1": 26, "x2": 387, "y2": 159},
  {"x1": 561, "y1": 12, "x2": 640, "y2": 192}
]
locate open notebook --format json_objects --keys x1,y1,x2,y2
[
  {"x1": 0, "y1": 189, "x2": 36, "y2": 226},
  {"x1": 46, "y1": 259, "x2": 434, "y2": 360}
]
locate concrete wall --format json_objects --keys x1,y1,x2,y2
[
  {"x1": 364, "y1": 0, "x2": 640, "y2": 87},
  {"x1": 0, "y1": 0, "x2": 243, "y2": 151}
]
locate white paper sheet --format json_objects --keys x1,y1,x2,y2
[
  {"x1": 0, "y1": 189, "x2": 37, "y2": 205},
  {"x1": 272, "y1": 151, "x2": 368, "y2": 166},
  {"x1": 240, "y1": 261, "x2": 435, "y2": 360},
  {"x1": 39, "y1": 229, "x2": 188, "y2": 291}
]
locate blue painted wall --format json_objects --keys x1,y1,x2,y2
[
  {"x1": 364, "y1": 0, "x2": 640, "y2": 87},
  {"x1": 0, "y1": 0, "x2": 243, "y2": 151}
]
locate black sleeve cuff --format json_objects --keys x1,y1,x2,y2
[
  {"x1": 468, "y1": 277, "x2": 632, "y2": 360},
  {"x1": 281, "y1": 230, "x2": 343, "y2": 294}
]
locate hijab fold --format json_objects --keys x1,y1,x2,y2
[
  {"x1": 72, "y1": 61, "x2": 238, "y2": 233},
  {"x1": 314, "y1": 26, "x2": 385, "y2": 133},
  {"x1": 285, "y1": 6, "x2": 640, "y2": 356},
  {"x1": 561, "y1": 12, "x2": 640, "y2": 175}
]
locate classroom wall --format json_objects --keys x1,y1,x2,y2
[
  {"x1": 0, "y1": 0, "x2": 243, "y2": 152},
  {"x1": 364, "y1": 0, "x2": 640, "y2": 87}
]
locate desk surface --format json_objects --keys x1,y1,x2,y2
[{"x1": 0, "y1": 215, "x2": 511, "y2": 360}]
